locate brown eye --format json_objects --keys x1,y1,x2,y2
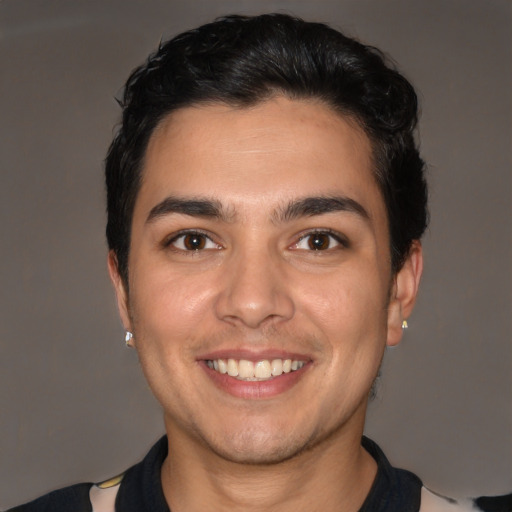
[
  {"x1": 307, "y1": 233, "x2": 331, "y2": 250},
  {"x1": 183, "y1": 233, "x2": 206, "y2": 250},
  {"x1": 293, "y1": 231, "x2": 346, "y2": 251},
  {"x1": 168, "y1": 232, "x2": 220, "y2": 251}
]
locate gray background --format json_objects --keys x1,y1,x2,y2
[{"x1": 0, "y1": 0, "x2": 510, "y2": 508}]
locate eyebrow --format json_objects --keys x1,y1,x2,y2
[
  {"x1": 146, "y1": 195, "x2": 369, "y2": 225},
  {"x1": 274, "y1": 196, "x2": 369, "y2": 223},
  {"x1": 146, "y1": 196, "x2": 231, "y2": 224}
]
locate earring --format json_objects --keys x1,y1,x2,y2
[
  {"x1": 401, "y1": 320, "x2": 408, "y2": 329},
  {"x1": 125, "y1": 331, "x2": 134, "y2": 347}
]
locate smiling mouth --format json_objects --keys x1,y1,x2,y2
[{"x1": 205, "y1": 358, "x2": 306, "y2": 381}]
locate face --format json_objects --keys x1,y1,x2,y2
[{"x1": 110, "y1": 96, "x2": 421, "y2": 464}]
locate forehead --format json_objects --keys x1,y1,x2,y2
[{"x1": 136, "y1": 97, "x2": 384, "y2": 223}]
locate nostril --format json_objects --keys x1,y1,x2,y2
[{"x1": 215, "y1": 288, "x2": 295, "y2": 328}]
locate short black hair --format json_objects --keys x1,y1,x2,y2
[{"x1": 106, "y1": 13, "x2": 428, "y2": 285}]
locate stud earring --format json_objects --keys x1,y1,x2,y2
[
  {"x1": 401, "y1": 320, "x2": 408, "y2": 329},
  {"x1": 125, "y1": 331, "x2": 134, "y2": 347}
]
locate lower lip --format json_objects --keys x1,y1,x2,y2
[{"x1": 199, "y1": 361, "x2": 310, "y2": 399}]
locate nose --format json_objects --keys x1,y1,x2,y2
[{"x1": 214, "y1": 247, "x2": 295, "y2": 329}]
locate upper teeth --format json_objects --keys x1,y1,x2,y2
[{"x1": 206, "y1": 358, "x2": 305, "y2": 380}]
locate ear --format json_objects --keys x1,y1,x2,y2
[
  {"x1": 107, "y1": 250, "x2": 132, "y2": 334},
  {"x1": 386, "y1": 241, "x2": 423, "y2": 347}
]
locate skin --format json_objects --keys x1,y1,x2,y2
[{"x1": 109, "y1": 96, "x2": 423, "y2": 511}]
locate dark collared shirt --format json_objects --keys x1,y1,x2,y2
[{"x1": 8, "y1": 436, "x2": 511, "y2": 512}]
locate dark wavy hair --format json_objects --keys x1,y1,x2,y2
[{"x1": 106, "y1": 13, "x2": 428, "y2": 285}]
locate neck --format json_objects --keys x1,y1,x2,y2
[{"x1": 160, "y1": 416, "x2": 377, "y2": 512}]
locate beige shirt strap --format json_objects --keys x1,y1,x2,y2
[
  {"x1": 420, "y1": 487, "x2": 476, "y2": 512},
  {"x1": 89, "y1": 474, "x2": 124, "y2": 512}
]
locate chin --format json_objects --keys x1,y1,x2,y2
[
  {"x1": 201, "y1": 424, "x2": 320, "y2": 466},
  {"x1": 212, "y1": 441, "x2": 305, "y2": 466}
]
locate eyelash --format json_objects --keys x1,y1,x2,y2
[
  {"x1": 293, "y1": 229, "x2": 349, "y2": 251},
  {"x1": 163, "y1": 230, "x2": 221, "y2": 252},
  {"x1": 162, "y1": 229, "x2": 348, "y2": 253}
]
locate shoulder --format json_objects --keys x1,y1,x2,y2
[
  {"x1": 5, "y1": 483, "x2": 93, "y2": 512},
  {"x1": 420, "y1": 487, "x2": 476, "y2": 511},
  {"x1": 362, "y1": 437, "x2": 512, "y2": 512},
  {"x1": 4, "y1": 436, "x2": 167, "y2": 512},
  {"x1": 5, "y1": 475, "x2": 125, "y2": 512},
  {"x1": 420, "y1": 487, "x2": 512, "y2": 512}
]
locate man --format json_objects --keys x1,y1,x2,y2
[{"x1": 8, "y1": 13, "x2": 510, "y2": 512}]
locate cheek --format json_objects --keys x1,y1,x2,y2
[
  {"x1": 299, "y1": 265, "x2": 388, "y2": 335},
  {"x1": 128, "y1": 270, "x2": 220, "y2": 399},
  {"x1": 128, "y1": 271, "x2": 213, "y2": 401},
  {"x1": 132, "y1": 267, "x2": 216, "y2": 337},
  {"x1": 298, "y1": 265, "x2": 389, "y2": 383}
]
